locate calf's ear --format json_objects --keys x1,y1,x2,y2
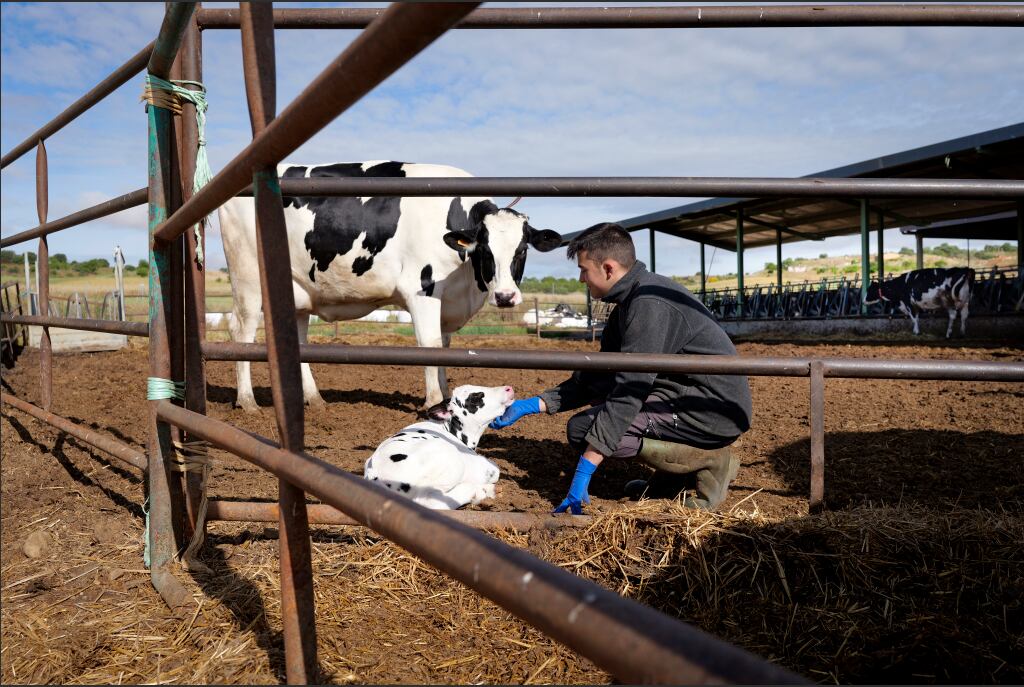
[
  {"x1": 426, "y1": 399, "x2": 452, "y2": 421},
  {"x1": 527, "y1": 225, "x2": 563, "y2": 252},
  {"x1": 443, "y1": 231, "x2": 476, "y2": 253}
]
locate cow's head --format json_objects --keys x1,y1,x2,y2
[
  {"x1": 426, "y1": 384, "x2": 516, "y2": 448},
  {"x1": 864, "y1": 280, "x2": 891, "y2": 304},
  {"x1": 443, "y1": 201, "x2": 562, "y2": 308}
]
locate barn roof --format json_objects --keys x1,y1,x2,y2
[{"x1": 575, "y1": 123, "x2": 1024, "y2": 252}]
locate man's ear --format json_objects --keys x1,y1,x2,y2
[
  {"x1": 443, "y1": 231, "x2": 476, "y2": 253},
  {"x1": 602, "y1": 260, "x2": 617, "y2": 280},
  {"x1": 426, "y1": 399, "x2": 452, "y2": 421},
  {"x1": 526, "y1": 224, "x2": 563, "y2": 252}
]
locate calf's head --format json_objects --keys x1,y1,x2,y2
[
  {"x1": 426, "y1": 384, "x2": 515, "y2": 449},
  {"x1": 443, "y1": 200, "x2": 562, "y2": 308}
]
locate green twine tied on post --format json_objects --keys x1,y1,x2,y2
[
  {"x1": 142, "y1": 74, "x2": 212, "y2": 267},
  {"x1": 147, "y1": 376, "x2": 185, "y2": 401}
]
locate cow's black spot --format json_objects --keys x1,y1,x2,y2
[
  {"x1": 372, "y1": 476, "x2": 378, "y2": 481},
  {"x1": 448, "y1": 415, "x2": 463, "y2": 437},
  {"x1": 464, "y1": 391, "x2": 485, "y2": 414},
  {"x1": 445, "y1": 199, "x2": 499, "y2": 291},
  {"x1": 294, "y1": 162, "x2": 407, "y2": 277},
  {"x1": 420, "y1": 264, "x2": 435, "y2": 297},
  {"x1": 400, "y1": 483, "x2": 411, "y2": 493},
  {"x1": 416, "y1": 430, "x2": 425, "y2": 433},
  {"x1": 453, "y1": 397, "x2": 463, "y2": 409},
  {"x1": 389, "y1": 453, "x2": 408, "y2": 462},
  {"x1": 281, "y1": 165, "x2": 308, "y2": 209},
  {"x1": 460, "y1": 433, "x2": 468, "y2": 445}
]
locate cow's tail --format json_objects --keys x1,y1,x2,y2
[{"x1": 955, "y1": 268, "x2": 975, "y2": 305}]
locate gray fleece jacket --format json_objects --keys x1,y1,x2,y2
[{"x1": 539, "y1": 261, "x2": 753, "y2": 456}]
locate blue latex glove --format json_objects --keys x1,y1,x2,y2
[
  {"x1": 489, "y1": 396, "x2": 542, "y2": 429},
  {"x1": 554, "y1": 455, "x2": 599, "y2": 515}
]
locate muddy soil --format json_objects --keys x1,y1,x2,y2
[{"x1": 2, "y1": 335, "x2": 1022, "y2": 683}]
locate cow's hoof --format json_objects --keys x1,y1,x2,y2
[
  {"x1": 237, "y1": 402, "x2": 260, "y2": 414},
  {"x1": 306, "y1": 396, "x2": 327, "y2": 410}
]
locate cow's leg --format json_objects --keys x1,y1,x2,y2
[
  {"x1": 946, "y1": 307, "x2": 956, "y2": 338},
  {"x1": 959, "y1": 302, "x2": 969, "y2": 336},
  {"x1": 437, "y1": 332, "x2": 454, "y2": 400},
  {"x1": 407, "y1": 296, "x2": 445, "y2": 407},
  {"x1": 229, "y1": 299, "x2": 262, "y2": 413},
  {"x1": 296, "y1": 314, "x2": 325, "y2": 408}
]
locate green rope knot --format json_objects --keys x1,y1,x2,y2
[
  {"x1": 143, "y1": 75, "x2": 212, "y2": 267},
  {"x1": 147, "y1": 376, "x2": 185, "y2": 401}
]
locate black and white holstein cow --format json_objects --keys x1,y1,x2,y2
[
  {"x1": 218, "y1": 162, "x2": 562, "y2": 412},
  {"x1": 364, "y1": 384, "x2": 514, "y2": 509},
  {"x1": 865, "y1": 267, "x2": 975, "y2": 338}
]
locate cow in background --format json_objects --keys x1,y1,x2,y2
[
  {"x1": 865, "y1": 267, "x2": 975, "y2": 338},
  {"x1": 218, "y1": 161, "x2": 562, "y2": 411}
]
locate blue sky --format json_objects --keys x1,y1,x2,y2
[{"x1": 2, "y1": 2, "x2": 1022, "y2": 280}]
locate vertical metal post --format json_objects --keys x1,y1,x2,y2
[
  {"x1": 699, "y1": 241, "x2": 706, "y2": 299},
  {"x1": 240, "y1": 4, "x2": 317, "y2": 682},
  {"x1": 736, "y1": 210, "x2": 744, "y2": 317},
  {"x1": 35, "y1": 140, "x2": 51, "y2": 411},
  {"x1": 775, "y1": 228, "x2": 783, "y2": 290},
  {"x1": 146, "y1": 1, "x2": 195, "y2": 611},
  {"x1": 23, "y1": 253, "x2": 32, "y2": 314},
  {"x1": 180, "y1": 5, "x2": 207, "y2": 536},
  {"x1": 916, "y1": 233, "x2": 924, "y2": 270},
  {"x1": 860, "y1": 200, "x2": 870, "y2": 313},
  {"x1": 649, "y1": 227, "x2": 656, "y2": 274},
  {"x1": 809, "y1": 361, "x2": 825, "y2": 511},
  {"x1": 1016, "y1": 200, "x2": 1023, "y2": 269},
  {"x1": 534, "y1": 297, "x2": 541, "y2": 339},
  {"x1": 876, "y1": 211, "x2": 884, "y2": 278}
]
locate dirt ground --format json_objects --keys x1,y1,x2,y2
[{"x1": 2, "y1": 334, "x2": 1022, "y2": 684}]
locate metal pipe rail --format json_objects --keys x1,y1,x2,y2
[
  {"x1": 239, "y1": 175, "x2": 1023, "y2": 200},
  {"x1": 1, "y1": 188, "x2": 148, "y2": 248},
  {"x1": 197, "y1": 5, "x2": 1024, "y2": 29},
  {"x1": 207, "y1": 500, "x2": 592, "y2": 532},
  {"x1": 1, "y1": 314, "x2": 149, "y2": 337},
  {"x1": 156, "y1": 400, "x2": 805, "y2": 685},
  {"x1": 1, "y1": 392, "x2": 147, "y2": 470},
  {"x1": 200, "y1": 342, "x2": 1024, "y2": 383}
]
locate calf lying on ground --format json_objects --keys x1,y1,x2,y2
[
  {"x1": 364, "y1": 385, "x2": 515, "y2": 509},
  {"x1": 865, "y1": 267, "x2": 974, "y2": 338}
]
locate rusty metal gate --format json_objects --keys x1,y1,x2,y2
[{"x1": 3, "y1": 3, "x2": 1024, "y2": 684}]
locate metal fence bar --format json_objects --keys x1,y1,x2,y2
[
  {"x1": 239, "y1": 4, "x2": 316, "y2": 680},
  {"x1": 207, "y1": 500, "x2": 593, "y2": 532},
  {"x1": 1, "y1": 392, "x2": 147, "y2": 471},
  {"x1": 152, "y1": 3, "x2": 480, "y2": 245},
  {"x1": 238, "y1": 176, "x2": 1022, "y2": 200},
  {"x1": 35, "y1": 141, "x2": 52, "y2": 412},
  {"x1": 0, "y1": 314, "x2": 149, "y2": 337},
  {"x1": 155, "y1": 400, "x2": 806, "y2": 685},
  {"x1": 809, "y1": 361, "x2": 825, "y2": 510},
  {"x1": 145, "y1": 1, "x2": 196, "y2": 613},
  {"x1": 0, "y1": 188, "x2": 149, "y2": 248},
  {"x1": 196, "y1": 5, "x2": 1024, "y2": 29},
  {"x1": 0, "y1": 43, "x2": 155, "y2": 169},
  {"x1": 199, "y1": 342, "x2": 1024, "y2": 382}
]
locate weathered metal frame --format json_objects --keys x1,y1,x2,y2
[
  {"x1": 195, "y1": 5, "x2": 1024, "y2": 29},
  {"x1": 1, "y1": 2, "x2": 1022, "y2": 684}
]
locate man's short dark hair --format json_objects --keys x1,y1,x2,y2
[{"x1": 566, "y1": 222, "x2": 636, "y2": 267}]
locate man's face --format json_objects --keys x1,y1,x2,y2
[{"x1": 577, "y1": 251, "x2": 612, "y2": 298}]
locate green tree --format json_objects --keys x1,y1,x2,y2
[
  {"x1": 818, "y1": 253, "x2": 828, "y2": 259},
  {"x1": 764, "y1": 262, "x2": 776, "y2": 274},
  {"x1": 899, "y1": 246, "x2": 914, "y2": 256}
]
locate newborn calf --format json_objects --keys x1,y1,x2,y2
[{"x1": 364, "y1": 385, "x2": 515, "y2": 509}]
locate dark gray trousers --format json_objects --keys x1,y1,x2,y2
[{"x1": 566, "y1": 395, "x2": 737, "y2": 459}]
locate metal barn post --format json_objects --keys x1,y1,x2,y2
[
  {"x1": 535, "y1": 297, "x2": 541, "y2": 339},
  {"x1": 699, "y1": 241, "x2": 706, "y2": 298},
  {"x1": 776, "y1": 228, "x2": 783, "y2": 289},
  {"x1": 916, "y1": 233, "x2": 924, "y2": 270},
  {"x1": 649, "y1": 227, "x2": 656, "y2": 273},
  {"x1": 35, "y1": 140, "x2": 51, "y2": 411},
  {"x1": 736, "y1": 209, "x2": 744, "y2": 317},
  {"x1": 877, "y1": 211, "x2": 884, "y2": 278},
  {"x1": 1017, "y1": 200, "x2": 1023, "y2": 269},
  {"x1": 239, "y1": 4, "x2": 317, "y2": 681},
  {"x1": 860, "y1": 200, "x2": 870, "y2": 312}
]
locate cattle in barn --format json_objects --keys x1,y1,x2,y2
[
  {"x1": 218, "y1": 161, "x2": 562, "y2": 412},
  {"x1": 363, "y1": 384, "x2": 514, "y2": 509},
  {"x1": 865, "y1": 267, "x2": 975, "y2": 337}
]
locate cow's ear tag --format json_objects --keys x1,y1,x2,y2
[{"x1": 457, "y1": 239, "x2": 472, "y2": 248}]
